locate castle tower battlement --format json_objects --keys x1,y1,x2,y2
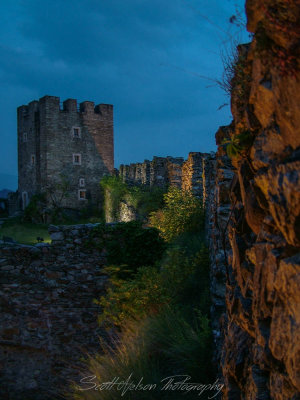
[{"x1": 17, "y1": 95, "x2": 114, "y2": 212}]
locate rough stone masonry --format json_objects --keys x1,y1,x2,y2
[
  {"x1": 0, "y1": 153, "x2": 218, "y2": 399},
  {"x1": 13, "y1": 95, "x2": 114, "y2": 214},
  {"x1": 208, "y1": 0, "x2": 300, "y2": 398},
  {"x1": 0, "y1": 224, "x2": 108, "y2": 400}
]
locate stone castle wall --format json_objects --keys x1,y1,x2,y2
[
  {"x1": 207, "y1": 126, "x2": 235, "y2": 376},
  {"x1": 181, "y1": 152, "x2": 216, "y2": 205},
  {"x1": 4, "y1": 2, "x2": 300, "y2": 398},
  {"x1": 1, "y1": 153, "x2": 218, "y2": 399},
  {"x1": 17, "y1": 96, "x2": 114, "y2": 212},
  {"x1": 18, "y1": 101, "x2": 40, "y2": 204},
  {"x1": 119, "y1": 156, "x2": 185, "y2": 188},
  {"x1": 117, "y1": 153, "x2": 216, "y2": 225},
  {"x1": 0, "y1": 224, "x2": 109, "y2": 400},
  {"x1": 208, "y1": 0, "x2": 300, "y2": 397},
  {"x1": 119, "y1": 153, "x2": 216, "y2": 196}
]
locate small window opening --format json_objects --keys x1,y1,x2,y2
[
  {"x1": 78, "y1": 190, "x2": 86, "y2": 200},
  {"x1": 73, "y1": 127, "x2": 81, "y2": 138},
  {"x1": 79, "y1": 178, "x2": 85, "y2": 187},
  {"x1": 73, "y1": 154, "x2": 81, "y2": 165}
]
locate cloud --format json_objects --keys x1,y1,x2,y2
[{"x1": 0, "y1": 0, "x2": 248, "y2": 177}]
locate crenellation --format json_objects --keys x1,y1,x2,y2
[
  {"x1": 79, "y1": 100, "x2": 95, "y2": 113},
  {"x1": 119, "y1": 153, "x2": 215, "y2": 194},
  {"x1": 63, "y1": 98, "x2": 77, "y2": 112},
  {"x1": 39, "y1": 95, "x2": 60, "y2": 113},
  {"x1": 95, "y1": 103, "x2": 113, "y2": 116}
]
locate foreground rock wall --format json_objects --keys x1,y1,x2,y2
[
  {"x1": 210, "y1": 1, "x2": 300, "y2": 398},
  {"x1": 0, "y1": 224, "x2": 108, "y2": 400},
  {"x1": 208, "y1": 127, "x2": 234, "y2": 371}
]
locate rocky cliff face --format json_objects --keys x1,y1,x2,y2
[{"x1": 211, "y1": 0, "x2": 300, "y2": 398}]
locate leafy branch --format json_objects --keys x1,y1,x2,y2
[{"x1": 221, "y1": 130, "x2": 253, "y2": 159}]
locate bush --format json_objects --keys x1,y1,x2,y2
[
  {"x1": 149, "y1": 187, "x2": 204, "y2": 241},
  {"x1": 125, "y1": 186, "x2": 165, "y2": 218},
  {"x1": 23, "y1": 193, "x2": 47, "y2": 223},
  {"x1": 68, "y1": 195, "x2": 214, "y2": 400},
  {"x1": 97, "y1": 265, "x2": 169, "y2": 326},
  {"x1": 100, "y1": 176, "x2": 165, "y2": 222},
  {"x1": 91, "y1": 221, "x2": 166, "y2": 275},
  {"x1": 97, "y1": 235, "x2": 210, "y2": 327},
  {"x1": 100, "y1": 176, "x2": 128, "y2": 222},
  {"x1": 160, "y1": 243, "x2": 210, "y2": 315}
]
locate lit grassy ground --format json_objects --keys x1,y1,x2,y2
[{"x1": 0, "y1": 218, "x2": 50, "y2": 245}]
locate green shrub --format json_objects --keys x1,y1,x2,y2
[
  {"x1": 91, "y1": 221, "x2": 166, "y2": 276},
  {"x1": 123, "y1": 186, "x2": 144, "y2": 210},
  {"x1": 97, "y1": 236, "x2": 210, "y2": 327},
  {"x1": 149, "y1": 187, "x2": 204, "y2": 241},
  {"x1": 97, "y1": 265, "x2": 169, "y2": 326},
  {"x1": 100, "y1": 176, "x2": 127, "y2": 222},
  {"x1": 100, "y1": 176, "x2": 165, "y2": 222},
  {"x1": 23, "y1": 193, "x2": 47, "y2": 223},
  {"x1": 68, "y1": 197, "x2": 214, "y2": 400},
  {"x1": 125, "y1": 186, "x2": 165, "y2": 219},
  {"x1": 160, "y1": 243, "x2": 210, "y2": 316}
]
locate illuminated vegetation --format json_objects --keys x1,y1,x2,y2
[
  {"x1": 149, "y1": 186, "x2": 204, "y2": 241},
  {"x1": 100, "y1": 176, "x2": 165, "y2": 222},
  {"x1": 69, "y1": 188, "x2": 214, "y2": 400}
]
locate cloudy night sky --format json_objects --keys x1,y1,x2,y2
[{"x1": 0, "y1": 0, "x2": 249, "y2": 190}]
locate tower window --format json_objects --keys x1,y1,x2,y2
[
  {"x1": 72, "y1": 127, "x2": 81, "y2": 138},
  {"x1": 31, "y1": 155, "x2": 36, "y2": 165},
  {"x1": 78, "y1": 190, "x2": 87, "y2": 200},
  {"x1": 79, "y1": 178, "x2": 85, "y2": 187},
  {"x1": 23, "y1": 132, "x2": 28, "y2": 142},
  {"x1": 73, "y1": 154, "x2": 81, "y2": 165}
]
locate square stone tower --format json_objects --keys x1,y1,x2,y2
[{"x1": 17, "y1": 95, "x2": 114, "y2": 211}]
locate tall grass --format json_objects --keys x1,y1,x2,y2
[
  {"x1": 70, "y1": 308, "x2": 213, "y2": 400},
  {"x1": 68, "y1": 233, "x2": 214, "y2": 400},
  {"x1": 67, "y1": 188, "x2": 216, "y2": 400}
]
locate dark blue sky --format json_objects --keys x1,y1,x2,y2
[{"x1": 0, "y1": 0, "x2": 248, "y2": 189}]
